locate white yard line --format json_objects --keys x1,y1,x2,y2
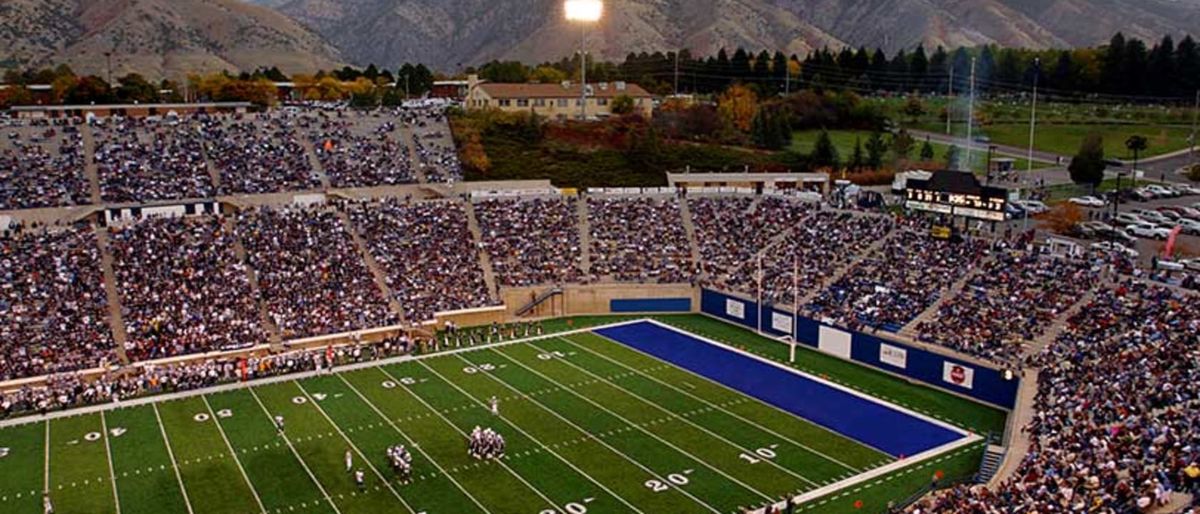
[
  {"x1": 336, "y1": 373, "x2": 494, "y2": 514},
  {"x1": 561, "y1": 334, "x2": 863, "y2": 472},
  {"x1": 521, "y1": 338, "x2": 821, "y2": 489},
  {"x1": 43, "y1": 421, "x2": 50, "y2": 495},
  {"x1": 198, "y1": 396, "x2": 267, "y2": 514},
  {"x1": 480, "y1": 345, "x2": 777, "y2": 503},
  {"x1": 424, "y1": 356, "x2": 649, "y2": 514},
  {"x1": 98, "y1": 412, "x2": 122, "y2": 514},
  {"x1": 375, "y1": 365, "x2": 563, "y2": 513},
  {"x1": 291, "y1": 380, "x2": 418, "y2": 514},
  {"x1": 245, "y1": 388, "x2": 343, "y2": 514},
  {"x1": 438, "y1": 353, "x2": 723, "y2": 514},
  {"x1": 151, "y1": 404, "x2": 195, "y2": 514}
]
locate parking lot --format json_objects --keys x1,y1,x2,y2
[{"x1": 1058, "y1": 191, "x2": 1200, "y2": 275}]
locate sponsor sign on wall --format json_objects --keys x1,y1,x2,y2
[
  {"x1": 725, "y1": 299, "x2": 745, "y2": 320},
  {"x1": 942, "y1": 362, "x2": 975, "y2": 389},
  {"x1": 817, "y1": 326, "x2": 852, "y2": 359},
  {"x1": 879, "y1": 344, "x2": 908, "y2": 369},
  {"x1": 771, "y1": 312, "x2": 793, "y2": 334}
]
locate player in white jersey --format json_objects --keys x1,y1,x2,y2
[
  {"x1": 43, "y1": 493, "x2": 53, "y2": 514},
  {"x1": 354, "y1": 470, "x2": 365, "y2": 491},
  {"x1": 274, "y1": 415, "x2": 285, "y2": 433},
  {"x1": 344, "y1": 449, "x2": 353, "y2": 472},
  {"x1": 489, "y1": 396, "x2": 499, "y2": 416}
]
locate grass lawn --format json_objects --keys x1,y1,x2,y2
[
  {"x1": 0, "y1": 315, "x2": 1004, "y2": 514},
  {"x1": 790, "y1": 129, "x2": 1047, "y2": 175},
  {"x1": 918, "y1": 123, "x2": 1194, "y2": 159}
]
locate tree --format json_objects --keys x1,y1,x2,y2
[
  {"x1": 1043, "y1": 202, "x2": 1085, "y2": 235},
  {"x1": 530, "y1": 66, "x2": 568, "y2": 84},
  {"x1": 115, "y1": 73, "x2": 159, "y2": 103},
  {"x1": 865, "y1": 131, "x2": 887, "y2": 170},
  {"x1": 1068, "y1": 133, "x2": 1107, "y2": 188},
  {"x1": 1125, "y1": 134, "x2": 1148, "y2": 175},
  {"x1": 944, "y1": 145, "x2": 961, "y2": 170},
  {"x1": 1187, "y1": 164, "x2": 1200, "y2": 182},
  {"x1": 66, "y1": 76, "x2": 114, "y2": 104},
  {"x1": 810, "y1": 130, "x2": 840, "y2": 170},
  {"x1": 902, "y1": 95, "x2": 925, "y2": 123},
  {"x1": 920, "y1": 139, "x2": 936, "y2": 161},
  {"x1": 892, "y1": 129, "x2": 915, "y2": 162},
  {"x1": 849, "y1": 137, "x2": 864, "y2": 171},
  {"x1": 611, "y1": 94, "x2": 635, "y2": 115},
  {"x1": 717, "y1": 84, "x2": 759, "y2": 133}
]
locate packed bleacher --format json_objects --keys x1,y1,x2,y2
[
  {"x1": 588, "y1": 195, "x2": 696, "y2": 283},
  {"x1": 109, "y1": 215, "x2": 266, "y2": 362},
  {"x1": 806, "y1": 221, "x2": 990, "y2": 332},
  {"x1": 348, "y1": 198, "x2": 492, "y2": 321},
  {"x1": 907, "y1": 279, "x2": 1200, "y2": 513},
  {"x1": 92, "y1": 117, "x2": 215, "y2": 203},
  {"x1": 0, "y1": 121, "x2": 90, "y2": 210},
  {"x1": 301, "y1": 112, "x2": 416, "y2": 188},
  {"x1": 690, "y1": 195, "x2": 816, "y2": 291},
  {"x1": 413, "y1": 134, "x2": 463, "y2": 183},
  {"x1": 237, "y1": 206, "x2": 399, "y2": 338},
  {"x1": 475, "y1": 197, "x2": 583, "y2": 287},
  {"x1": 0, "y1": 225, "x2": 115, "y2": 380},
  {"x1": 203, "y1": 115, "x2": 323, "y2": 194},
  {"x1": 914, "y1": 244, "x2": 1102, "y2": 366}
]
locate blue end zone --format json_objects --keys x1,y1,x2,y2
[{"x1": 595, "y1": 321, "x2": 965, "y2": 458}]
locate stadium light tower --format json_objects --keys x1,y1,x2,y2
[{"x1": 565, "y1": 0, "x2": 603, "y2": 120}]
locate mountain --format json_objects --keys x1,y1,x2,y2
[
  {"x1": 255, "y1": 0, "x2": 1200, "y2": 69},
  {"x1": 0, "y1": 0, "x2": 343, "y2": 80}
]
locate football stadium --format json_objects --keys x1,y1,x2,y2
[{"x1": 3, "y1": 2, "x2": 1200, "y2": 510}]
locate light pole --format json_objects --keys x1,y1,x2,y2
[
  {"x1": 565, "y1": 0, "x2": 603, "y2": 121},
  {"x1": 1027, "y1": 58, "x2": 1040, "y2": 183},
  {"x1": 965, "y1": 57, "x2": 976, "y2": 171}
]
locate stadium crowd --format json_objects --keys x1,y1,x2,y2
[
  {"x1": 302, "y1": 113, "x2": 416, "y2": 188},
  {"x1": 203, "y1": 115, "x2": 322, "y2": 194},
  {"x1": 412, "y1": 135, "x2": 463, "y2": 183},
  {"x1": 237, "y1": 206, "x2": 399, "y2": 339},
  {"x1": 0, "y1": 225, "x2": 115, "y2": 380},
  {"x1": 109, "y1": 215, "x2": 266, "y2": 362},
  {"x1": 0, "y1": 121, "x2": 90, "y2": 210},
  {"x1": 907, "y1": 280, "x2": 1200, "y2": 513},
  {"x1": 588, "y1": 195, "x2": 696, "y2": 283},
  {"x1": 475, "y1": 197, "x2": 583, "y2": 287},
  {"x1": 92, "y1": 117, "x2": 215, "y2": 203},
  {"x1": 348, "y1": 198, "x2": 491, "y2": 321},
  {"x1": 915, "y1": 243, "x2": 1102, "y2": 366},
  {"x1": 690, "y1": 195, "x2": 816, "y2": 291},
  {"x1": 807, "y1": 221, "x2": 990, "y2": 332}
]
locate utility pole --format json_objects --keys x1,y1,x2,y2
[
  {"x1": 103, "y1": 52, "x2": 113, "y2": 86},
  {"x1": 673, "y1": 50, "x2": 680, "y2": 96},
  {"x1": 965, "y1": 58, "x2": 976, "y2": 171},
  {"x1": 785, "y1": 57, "x2": 791, "y2": 96},
  {"x1": 946, "y1": 66, "x2": 954, "y2": 135},
  {"x1": 404, "y1": 74, "x2": 410, "y2": 99},
  {"x1": 579, "y1": 24, "x2": 588, "y2": 120},
  {"x1": 1192, "y1": 89, "x2": 1199, "y2": 159},
  {"x1": 1027, "y1": 58, "x2": 1040, "y2": 180}
]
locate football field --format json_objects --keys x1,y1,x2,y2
[{"x1": 0, "y1": 320, "x2": 982, "y2": 514}]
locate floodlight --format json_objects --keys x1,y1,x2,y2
[{"x1": 565, "y1": 0, "x2": 603, "y2": 22}]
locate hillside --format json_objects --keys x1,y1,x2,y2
[
  {"x1": 0, "y1": 0, "x2": 343, "y2": 79},
  {"x1": 258, "y1": 0, "x2": 1200, "y2": 68}
]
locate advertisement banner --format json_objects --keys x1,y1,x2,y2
[
  {"x1": 771, "y1": 312, "x2": 793, "y2": 334},
  {"x1": 725, "y1": 299, "x2": 745, "y2": 320},
  {"x1": 942, "y1": 362, "x2": 976, "y2": 389},
  {"x1": 879, "y1": 344, "x2": 908, "y2": 369}
]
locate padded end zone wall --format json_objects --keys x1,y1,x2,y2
[{"x1": 700, "y1": 289, "x2": 1019, "y2": 410}]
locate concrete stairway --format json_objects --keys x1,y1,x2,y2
[
  {"x1": 463, "y1": 200, "x2": 500, "y2": 301},
  {"x1": 223, "y1": 217, "x2": 282, "y2": 346},
  {"x1": 334, "y1": 209, "x2": 407, "y2": 322},
  {"x1": 399, "y1": 125, "x2": 428, "y2": 184},
  {"x1": 80, "y1": 124, "x2": 103, "y2": 204},
  {"x1": 200, "y1": 138, "x2": 223, "y2": 192},
  {"x1": 299, "y1": 138, "x2": 332, "y2": 190},
  {"x1": 794, "y1": 234, "x2": 891, "y2": 306},
  {"x1": 899, "y1": 267, "x2": 978, "y2": 339},
  {"x1": 92, "y1": 227, "x2": 130, "y2": 364},
  {"x1": 988, "y1": 368, "x2": 1040, "y2": 488},
  {"x1": 1024, "y1": 290, "x2": 1094, "y2": 357},
  {"x1": 576, "y1": 197, "x2": 593, "y2": 276},
  {"x1": 677, "y1": 196, "x2": 704, "y2": 275}
]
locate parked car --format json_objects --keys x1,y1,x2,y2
[
  {"x1": 1004, "y1": 203, "x2": 1027, "y2": 220},
  {"x1": 1157, "y1": 259, "x2": 1186, "y2": 272},
  {"x1": 1132, "y1": 209, "x2": 1170, "y2": 223},
  {"x1": 1129, "y1": 188, "x2": 1157, "y2": 202},
  {"x1": 1069, "y1": 196, "x2": 1106, "y2": 208},
  {"x1": 1113, "y1": 213, "x2": 1144, "y2": 226},
  {"x1": 1145, "y1": 184, "x2": 1180, "y2": 198},
  {"x1": 1099, "y1": 227, "x2": 1139, "y2": 245},
  {"x1": 1013, "y1": 199, "x2": 1049, "y2": 214},
  {"x1": 1126, "y1": 223, "x2": 1171, "y2": 239},
  {"x1": 1175, "y1": 218, "x2": 1200, "y2": 235},
  {"x1": 1090, "y1": 241, "x2": 1139, "y2": 259},
  {"x1": 1182, "y1": 258, "x2": 1200, "y2": 272},
  {"x1": 1170, "y1": 184, "x2": 1200, "y2": 195},
  {"x1": 1077, "y1": 221, "x2": 1113, "y2": 238}
]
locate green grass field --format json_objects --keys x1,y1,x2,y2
[
  {"x1": 918, "y1": 123, "x2": 1194, "y2": 159},
  {"x1": 789, "y1": 130, "x2": 1046, "y2": 174},
  {"x1": 0, "y1": 318, "x2": 998, "y2": 514}
]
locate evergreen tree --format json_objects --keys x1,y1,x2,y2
[
  {"x1": 849, "y1": 137, "x2": 864, "y2": 172},
  {"x1": 910, "y1": 45, "x2": 929, "y2": 92},
  {"x1": 865, "y1": 131, "x2": 887, "y2": 170},
  {"x1": 1068, "y1": 133, "x2": 1107, "y2": 188},
  {"x1": 920, "y1": 139, "x2": 936, "y2": 161},
  {"x1": 1100, "y1": 33, "x2": 1127, "y2": 94},
  {"x1": 944, "y1": 145, "x2": 961, "y2": 170},
  {"x1": 811, "y1": 130, "x2": 840, "y2": 170},
  {"x1": 1177, "y1": 36, "x2": 1200, "y2": 96}
]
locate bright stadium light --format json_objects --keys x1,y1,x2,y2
[{"x1": 564, "y1": 0, "x2": 603, "y2": 21}]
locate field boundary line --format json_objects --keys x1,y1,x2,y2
[
  {"x1": 0, "y1": 319, "x2": 649, "y2": 430},
  {"x1": 43, "y1": 421, "x2": 50, "y2": 497},
  {"x1": 482, "y1": 345, "x2": 777, "y2": 503},
  {"x1": 199, "y1": 395, "x2": 268, "y2": 514},
  {"x1": 151, "y1": 403, "x2": 195, "y2": 514},
  {"x1": 245, "y1": 387, "x2": 343, "y2": 514},
  {"x1": 440, "y1": 352, "x2": 723, "y2": 514},
  {"x1": 292, "y1": 380, "x2": 418, "y2": 514},
  {"x1": 561, "y1": 334, "x2": 864, "y2": 473},
  {"x1": 335, "y1": 372, "x2": 494, "y2": 514},
  {"x1": 428, "y1": 355, "x2": 650, "y2": 514},
  {"x1": 522, "y1": 339, "x2": 821, "y2": 489},
  {"x1": 377, "y1": 365, "x2": 564, "y2": 513},
  {"x1": 643, "y1": 319, "x2": 973, "y2": 439},
  {"x1": 98, "y1": 411, "x2": 123, "y2": 514}
]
